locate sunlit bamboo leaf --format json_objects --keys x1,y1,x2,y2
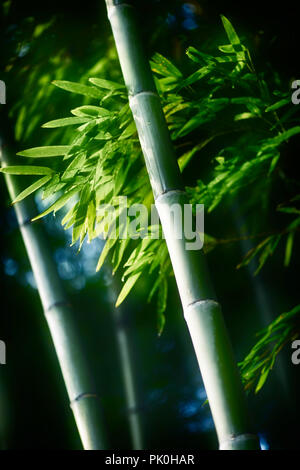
[
  {"x1": 52, "y1": 80, "x2": 104, "y2": 99},
  {"x1": 11, "y1": 175, "x2": 52, "y2": 204},
  {"x1": 32, "y1": 186, "x2": 80, "y2": 221},
  {"x1": 17, "y1": 146, "x2": 71, "y2": 158},
  {"x1": 115, "y1": 272, "x2": 142, "y2": 308},
  {"x1": 0, "y1": 165, "x2": 54, "y2": 175}
]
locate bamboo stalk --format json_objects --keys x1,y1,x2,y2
[
  {"x1": 0, "y1": 129, "x2": 107, "y2": 450},
  {"x1": 105, "y1": 0, "x2": 260, "y2": 450},
  {"x1": 109, "y1": 278, "x2": 144, "y2": 449}
]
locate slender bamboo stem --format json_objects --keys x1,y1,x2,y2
[
  {"x1": 105, "y1": 0, "x2": 260, "y2": 450},
  {"x1": 109, "y1": 278, "x2": 144, "y2": 449},
  {"x1": 0, "y1": 129, "x2": 107, "y2": 450}
]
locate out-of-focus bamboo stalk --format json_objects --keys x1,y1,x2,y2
[
  {"x1": 0, "y1": 125, "x2": 107, "y2": 450},
  {"x1": 109, "y1": 279, "x2": 144, "y2": 449}
]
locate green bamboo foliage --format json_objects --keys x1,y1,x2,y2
[
  {"x1": 0, "y1": 131, "x2": 107, "y2": 450},
  {"x1": 105, "y1": 0, "x2": 260, "y2": 450}
]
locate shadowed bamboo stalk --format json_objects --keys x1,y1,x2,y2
[
  {"x1": 105, "y1": 0, "x2": 260, "y2": 450},
  {"x1": 108, "y1": 277, "x2": 144, "y2": 449},
  {"x1": 0, "y1": 127, "x2": 107, "y2": 450}
]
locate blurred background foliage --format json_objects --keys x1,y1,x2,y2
[{"x1": 0, "y1": 0, "x2": 299, "y2": 450}]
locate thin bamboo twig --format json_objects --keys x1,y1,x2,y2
[
  {"x1": 0, "y1": 128, "x2": 107, "y2": 450},
  {"x1": 105, "y1": 0, "x2": 260, "y2": 450}
]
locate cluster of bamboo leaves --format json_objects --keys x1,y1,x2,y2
[
  {"x1": 239, "y1": 304, "x2": 300, "y2": 393},
  {"x1": 1, "y1": 16, "x2": 299, "y2": 379}
]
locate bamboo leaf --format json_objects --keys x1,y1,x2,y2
[
  {"x1": 186, "y1": 47, "x2": 215, "y2": 65},
  {"x1": 42, "y1": 117, "x2": 90, "y2": 128},
  {"x1": 181, "y1": 67, "x2": 212, "y2": 87},
  {"x1": 268, "y1": 151, "x2": 280, "y2": 175},
  {"x1": 261, "y1": 126, "x2": 300, "y2": 151},
  {"x1": 218, "y1": 44, "x2": 236, "y2": 53},
  {"x1": 157, "y1": 277, "x2": 168, "y2": 335},
  {"x1": 150, "y1": 52, "x2": 182, "y2": 78},
  {"x1": 61, "y1": 151, "x2": 87, "y2": 180},
  {"x1": 176, "y1": 110, "x2": 212, "y2": 137},
  {"x1": 284, "y1": 231, "x2": 294, "y2": 267},
  {"x1": 119, "y1": 121, "x2": 137, "y2": 140},
  {"x1": 87, "y1": 197, "x2": 96, "y2": 241},
  {"x1": 115, "y1": 272, "x2": 142, "y2": 307},
  {"x1": 255, "y1": 368, "x2": 270, "y2": 393},
  {"x1": 123, "y1": 253, "x2": 154, "y2": 277},
  {"x1": 61, "y1": 204, "x2": 77, "y2": 228},
  {"x1": 11, "y1": 175, "x2": 52, "y2": 204},
  {"x1": 277, "y1": 206, "x2": 300, "y2": 215},
  {"x1": 254, "y1": 235, "x2": 281, "y2": 275},
  {"x1": 17, "y1": 146, "x2": 71, "y2": 158},
  {"x1": 0, "y1": 166, "x2": 54, "y2": 175},
  {"x1": 112, "y1": 237, "x2": 131, "y2": 273},
  {"x1": 32, "y1": 187, "x2": 80, "y2": 221},
  {"x1": 71, "y1": 105, "x2": 111, "y2": 118},
  {"x1": 42, "y1": 174, "x2": 65, "y2": 199},
  {"x1": 221, "y1": 15, "x2": 241, "y2": 46},
  {"x1": 52, "y1": 80, "x2": 103, "y2": 99},
  {"x1": 265, "y1": 99, "x2": 290, "y2": 113},
  {"x1": 157, "y1": 310, "x2": 166, "y2": 337},
  {"x1": 72, "y1": 184, "x2": 91, "y2": 245},
  {"x1": 89, "y1": 77, "x2": 125, "y2": 90},
  {"x1": 96, "y1": 236, "x2": 118, "y2": 272},
  {"x1": 237, "y1": 237, "x2": 271, "y2": 269},
  {"x1": 234, "y1": 112, "x2": 256, "y2": 121}
]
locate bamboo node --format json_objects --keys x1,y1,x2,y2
[
  {"x1": 219, "y1": 433, "x2": 260, "y2": 450},
  {"x1": 44, "y1": 300, "x2": 71, "y2": 314},
  {"x1": 70, "y1": 392, "x2": 100, "y2": 406},
  {"x1": 155, "y1": 189, "x2": 186, "y2": 203},
  {"x1": 186, "y1": 298, "x2": 220, "y2": 311},
  {"x1": 129, "y1": 91, "x2": 158, "y2": 101}
]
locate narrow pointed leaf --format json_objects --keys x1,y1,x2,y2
[
  {"x1": 221, "y1": 15, "x2": 241, "y2": 45},
  {"x1": 115, "y1": 272, "x2": 142, "y2": 307},
  {"x1": 150, "y1": 52, "x2": 182, "y2": 78},
  {"x1": 0, "y1": 166, "x2": 54, "y2": 175},
  {"x1": 284, "y1": 232, "x2": 294, "y2": 267},
  {"x1": 42, "y1": 117, "x2": 90, "y2": 128},
  {"x1": 89, "y1": 77, "x2": 125, "y2": 90},
  {"x1": 255, "y1": 368, "x2": 270, "y2": 393},
  {"x1": 265, "y1": 99, "x2": 289, "y2": 113},
  {"x1": 12, "y1": 175, "x2": 52, "y2": 204},
  {"x1": 52, "y1": 80, "x2": 103, "y2": 99},
  {"x1": 71, "y1": 105, "x2": 111, "y2": 118},
  {"x1": 32, "y1": 187, "x2": 80, "y2": 221},
  {"x1": 17, "y1": 146, "x2": 71, "y2": 158}
]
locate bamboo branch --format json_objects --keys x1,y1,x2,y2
[
  {"x1": 105, "y1": 0, "x2": 260, "y2": 450},
  {"x1": 0, "y1": 126, "x2": 107, "y2": 450}
]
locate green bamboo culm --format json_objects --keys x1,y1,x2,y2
[
  {"x1": 0, "y1": 128, "x2": 107, "y2": 450},
  {"x1": 105, "y1": 0, "x2": 260, "y2": 450}
]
